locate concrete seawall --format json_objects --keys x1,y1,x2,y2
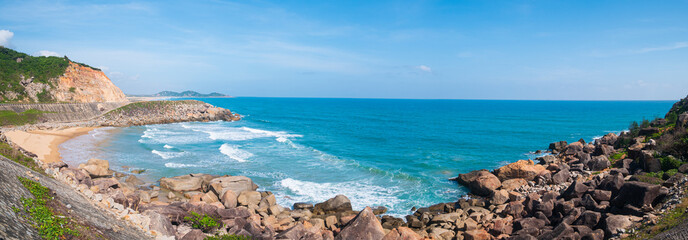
[{"x1": 0, "y1": 102, "x2": 126, "y2": 123}]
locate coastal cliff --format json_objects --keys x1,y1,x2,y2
[
  {"x1": 50, "y1": 62, "x2": 127, "y2": 102},
  {"x1": 0, "y1": 47, "x2": 127, "y2": 103}
]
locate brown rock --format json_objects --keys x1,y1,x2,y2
[
  {"x1": 335, "y1": 207, "x2": 385, "y2": 240},
  {"x1": 494, "y1": 160, "x2": 547, "y2": 181},
  {"x1": 314, "y1": 195, "x2": 352, "y2": 214},
  {"x1": 382, "y1": 227, "x2": 422, "y2": 240},
  {"x1": 237, "y1": 191, "x2": 262, "y2": 207},
  {"x1": 79, "y1": 158, "x2": 110, "y2": 178},
  {"x1": 456, "y1": 170, "x2": 502, "y2": 196},
  {"x1": 220, "y1": 190, "x2": 238, "y2": 208},
  {"x1": 501, "y1": 178, "x2": 527, "y2": 191},
  {"x1": 463, "y1": 229, "x2": 492, "y2": 240},
  {"x1": 208, "y1": 176, "x2": 259, "y2": 196},
  {"x1": 160, "y1": 174, "x2": 207, "y2": 192}
]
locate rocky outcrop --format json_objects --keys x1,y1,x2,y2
[
  {"x1": 97, "y1": 100, "x2": 241, "y2": 126},
  {"x1": 50, "y1": 62, "x2": 128, "y2": 103}
]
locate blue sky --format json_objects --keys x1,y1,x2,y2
[{"x1": 1, "y1": 0, "x2": 687, "y2": 100}]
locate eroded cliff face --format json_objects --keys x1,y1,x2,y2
[{"x1": 50, "y1": 62, "x2": 128, "y2": 103}]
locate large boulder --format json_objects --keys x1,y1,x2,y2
[
  {"x1": 639, "y1": 150, "x2": 661, "y2": 172},
  {"x1": 314, "y1": 195, "x2": 352, "y2": 215},
  {"x1": 501, "y1": 178, "x2": 527, "y2": 191},
  {"x1": 335, "y1": 207, "x2": 385, "y2": 240},
  {"x1": 564, "y1": 142, "x2": 584, "y2": 155},
  {"x1": 596, "y1": 133, "x2": 618, "y2": 146},
  {"x1": 678, "y1": 113, "x2": 688, "y2": 127},
  {"x1": 602, "y1": 215, "x2": 632, "y2": 237},
  {"x1": 78, "y1": 158, "x2": 110, "y2": 178},
  {"x1": 382, "y1": 227, "x2": 422, "y2": 240},
  {"x1": 160, "y1": 173, "x2": 213, "y2": 192},
  {"x1": 456, "y1": 170, "x2": 501, "y2": 196},
  {"x1": 562, "y1": 180, "x2": 589, "y2": 200},
  {"x1": 611, "y1": 181, "x2": 662, "y2": 209},
  {"x1": 587, "y1": 156, "x2": 611, "y2": 171},
  {"x1": 143, "y1": 210, "x2": 176, "y2": 237},
  {"x1": 208, "y1": 176, "x2": 259, "y2": 196},
  {"x1": 549, "y1": 141, "x2": 568, "y2": 152},
  {"x1": 494, "y1": 160, "x2": 547, "y2": 181}
]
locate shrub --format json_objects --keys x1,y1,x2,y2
[
  {"x1": 184, "y1": 211, "x2": 221, "y2": 233},
  {"x1": 641, "y1": 119, "x2": 651, "y2": 128},
  {"x1": 659, "y1": 155, "x2": 684, "y2": 171},
  {"x1": 667, "y1": 112, "x2": 678, "y2": 125}
]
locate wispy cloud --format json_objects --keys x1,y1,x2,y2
[
  {"x1": 0, "y1": 29, "x2": 13, "y2": 46},
  {"x1": 632, "y1": 41, "x2": 688, "y2": 54},
  {"x1": 589, "y1": 41, "x2": 688, "y2": 57},
  {"x1": 417, "y1": 65, "x2": 432, "y2": 73},
  {"x1": 36, "y1": 50, "x2": 60, "y2": 57}
]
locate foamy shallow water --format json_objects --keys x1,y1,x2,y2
[{"x1": 59, "y1": 98, "x2": 674, "y2": 216}]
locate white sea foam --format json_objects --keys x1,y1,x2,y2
[
  {"x1": 151, "y1": 150, "x2": 186, "y2": 159},
  {"x1": 278, "y1": 178, "x2": 401, "y2": 212},
  {"x1": 165, "y1": 162, "x2": 198, "y2": 168},
  {"x1": 183, "y1": 124, "x2": 302, "y2": 143},
  {"x1": 164, "y1": 145, "x2": 174, "y2": 149},
  {"x1": 219, "y1": 144, "x2": 253, "y2": 162}
]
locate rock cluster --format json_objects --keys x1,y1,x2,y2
[{"x1": 442, "y1": 132, "x2": 687, "y2": 240}]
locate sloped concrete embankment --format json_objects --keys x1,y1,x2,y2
[
  {"x1": 0, "y1": 155, "x2": 152, "y2": 240},
  {"x1": 0, "y1": 102, "x2": 125, "y2": 122}
]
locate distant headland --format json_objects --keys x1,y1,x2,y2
[{"x1": 129, "y1": 91, "x2": 231, "y2": 98}]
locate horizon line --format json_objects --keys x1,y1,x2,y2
[{"x1": 167, "y1": 95, "x2": 680, "y2": 102}]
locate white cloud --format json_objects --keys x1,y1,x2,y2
[
  {"x1": 634, "y1": 41, "x2": 688, "y2": 54},
  {"x1": 417, "y1": 65, "x2": 432, "y2": 73},
  {"x1": 36, "y1": 50, "x2": 61, "y2": 57},
  {"x1": 0, "y1": 30, "x2": 14, "y2": 46}
]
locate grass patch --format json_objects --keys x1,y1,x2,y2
[
  {"x1": 185, "y1": 211, "x2": 222, "y2": 233},
  {"x1": 205, "y1": 234, "x2": 252, "y2": 240},
  {"x1": 0, "y1": 109, "x2": 50, "y2": 126},
  {"x1": 611, "y1": 151, "x2": 627, "y2": 160},
  {"x1": 0, "y1": 141, "x2": 45, "y2": 175},
  {"x1": 634, "y1": 174, "x2": 664, "y2": 185},
  {"x1": 16, "y1": 176, "x2": 80, "y2": 239},
  {"x1": 624, "y1": 190, "x2": 688, "y2": 239}
]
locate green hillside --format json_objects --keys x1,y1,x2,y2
[{"x1": 0, "y1": 47, "x2": 70, "y2": 102}]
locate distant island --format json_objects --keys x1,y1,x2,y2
[{"x1": 129, "y1": 90, "x2": 231, "y2": 98}]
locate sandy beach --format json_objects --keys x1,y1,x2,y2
[{"x1": 5, "y1": 127, "x2": 97, "y2": 164}]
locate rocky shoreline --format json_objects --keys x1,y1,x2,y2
[{"x1": 2, "y1": 97, "x2": 688, "y2": 240}]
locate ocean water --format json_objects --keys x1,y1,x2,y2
[{"x1": 59, "y1": 98, "x2": 674, "y2": 216}]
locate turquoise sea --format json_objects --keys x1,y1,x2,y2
[{"x1": 59, "y1": 98, "x2": 674, "y2": 216}]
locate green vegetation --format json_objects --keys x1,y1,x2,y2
[
  {"x1": 634, "y1": 174, "x2": 664, "y2": 185},
  {"x1": 68, "y1": 87, "x2": 76, "y2": 93},
  {"x1": 0, "y1": 109, "x2": 49, "y2": 126},
  {"x1": 667, "y1": 112, "x2": 678, "y2": 124},
  {"x1": 625, "y1": 189, "x2": 688, "y2": 239},
  {"x1": 1, "y1": 47, "x2": 70, "y2": 102},
  {"x1": 16, "y1": 176, "x2": 79, "y2": 239},
  {"x1": 611, "y1": 151, "x2": 626, "y2": 160},
  {"x1": 0, "y1": 141, "x2": 45, "y2": 175},
  {"x1": 205, "y1": 234, "x2": 252, "y2": 240},
  {"x1": 658, "y1": 155, "x2": 684, "y2": 171},
  {"x1": 184, "y1": 211, "x2": 222, "y2": 233}
]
